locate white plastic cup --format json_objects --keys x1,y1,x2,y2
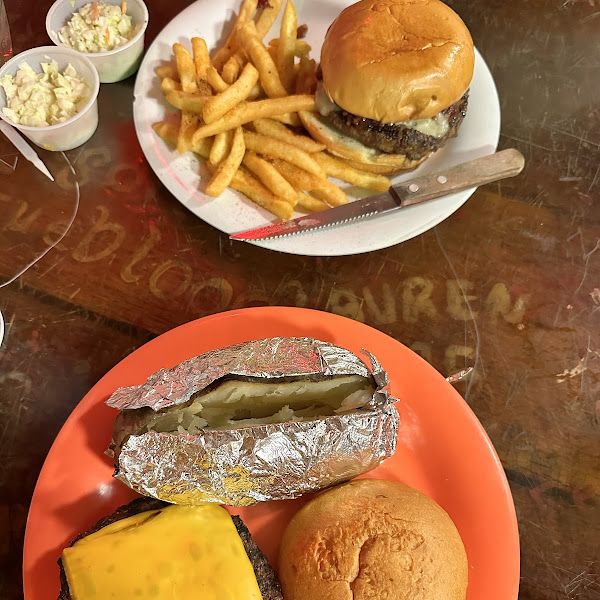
[
  {"x1": 46, "y1": 0, "x2": 149, "y2": 84},
  {"x1": 0, "y1": 46, "x2": 100, "y2": 151}
]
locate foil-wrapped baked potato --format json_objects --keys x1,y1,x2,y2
[{"x1": 106, "y1": 337, "x2": 399, "y2": 506}]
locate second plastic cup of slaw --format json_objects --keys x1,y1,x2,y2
[{"x1": 46, "y1": 0, "x2": 149, "y2": 84}]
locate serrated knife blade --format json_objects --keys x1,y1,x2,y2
[{"x1": 230, "y1": 148, "x2": 524, "y2": 241}]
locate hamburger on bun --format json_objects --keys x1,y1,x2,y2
[
  {"x1": 301, "y1": 0, "x2": 475, "y2": 172},
  {"x1": 279, "y1": 479, "x2": 468, "y2": 600}
]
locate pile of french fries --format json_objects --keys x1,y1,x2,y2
[{"x1": 152, "y1": 0, "x2": 391, "y2": 221}]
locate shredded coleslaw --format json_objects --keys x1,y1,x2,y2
[
  {"x1": 58, "y1": 2, "x2": 139, "y2": 53},
  {"x1": 0, "y1": 60, "x2": 90, "y2": 127}
]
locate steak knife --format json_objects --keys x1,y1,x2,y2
[{"x1": 230, "y1": 148, "x2": 525, "y2": 241}]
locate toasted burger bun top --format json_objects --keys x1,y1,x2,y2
[
  {"x1": 279, "y1": 479, "x2": 468, "y2": 600},
  {"x1": 321, "y1": 0, "x2": 475, "y2": 123}
]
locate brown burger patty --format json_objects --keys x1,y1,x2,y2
[
  {"x1": 325, "y1": 92, "x2": 469, "y2": 160},
  {"x1": 57, "y1": 497, "x2": 283, "y2": 600},
  {"x1": 235, "y1": 514, "x2": 283, "y2": 600}
]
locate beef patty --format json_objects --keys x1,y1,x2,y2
[
  {"x1": 57, "y1": 497, "x2": 283, "y2": 600},
  {"x1": 324, "y1": 93, "x2": 469, "y2": 160}
]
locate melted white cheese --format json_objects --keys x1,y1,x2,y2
[
  {"x1": 401, "y1": 114, "x2": 449, "y2": 138},
  {"x1": 315, "y1": 82, "x2": 339, "y2": 116}
]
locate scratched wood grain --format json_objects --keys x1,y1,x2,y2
[
  {"x1": 1, "y1": 0, "x2": 599, "y2": 599},
  {"x1": 0, "y1": 284, "x2": 156, "y2": 599}
]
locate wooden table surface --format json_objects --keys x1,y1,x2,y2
[{"x1": 1, "y1": 0, "x2": 599, "y2": 598}]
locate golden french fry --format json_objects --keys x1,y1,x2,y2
[
  {"x1": 212, "y1": 0, "x2": 259, "y2": 70},
  {"x1": 310, "y1": 182, "x2": 349, "y2": 206},
  {"x1": 255, "y1": 0, "x2": 284, "y2": 39},
  {"x1": 121, "y1": 1, "x2": 127, "y2": 14},
  {"x1": 239, "y1": 21, "x2": 287, "y2": 98},
  {"x1": 242, "y1": 151, "x2": 297, "y2": 204},
  {"x1": 205, "y1": 126, "x2": 246, "y2": 197},
  {"x1": 171, "y1": 45, "x2": 212, "y2": 96},
  {"x1": 194, "y1": 137, "x2": 214, "y2": 159},
  {"x1": 231, "y1": 170, "x2": 294, "y2": 220},
  {"x1": 203, "y1": 63, "x2": 259, "y2": 125},
  {"x1": 271, "y1": 112, "x2": 302, "y2": 127},
  {"x1": 153, "y1": 121, "x2": 213, "y2": 159},
  {"x1": 295, "y1": 56, "x2": 317, "y2": 94},
  {"x1": 269, "y1": 38, "x2": 311, "y2": 58},
  {"x1": 221, "y1": 55, "x2": 242, "y2": 84},
  {"x1": 197, "y1": 79, "x2": 214, "y2": 96},
  {"x1": 165, "y1": 90, "x2": 211, "y2": 113},
  {"x1": 194, "y1": 136, "x2": 215, "y2": 159},
  {"x1": 253, "y1": 118, "x2": 325, "y2": 153},
  {"x1": 238, "y1": 0, "x2": 260, "y2": 25},
  {"x1": 191, "y1": 95, "x2": 316, "y2": 140},
  {"x1": 209, "y1": 130, "x2": 234, "y2": 166},
  {"x1": 153, "y1": 121, "x2": 179, "y2": 145},
  {"x1": 191, "y1": 37, "x2": 210, "y2": 81},
  {"x1": 161, "y1": 76, "x2": 181, "y2": 94},
  {"x1": 206, "y1": 66, "x2": 230, "y2": 93},
  {"x1": 341, "y1": 159, "x2": 397, "y2": 174},
  {"x1": 155, "y1": 65, "x2": 179, "y2": 80},
  {"x1": 174, "y1": 43, "x2": 199, "y2": 153},
  {"x1": 248, "y1": 82, "x2": 263, "y2": 100},
  {"x1": 296, "y1": 191, "x2": 329, "y2": 212},
  {"x1": 178, "y1": 112, "x2": 200, "y2": 154},
  {"x1": 271, "y1": 158, "x2": 317, "y2": 189},
  {"x1": 173, "y1": 43, "x2": 197, "y2": 93},
  {"x1": 212, "y1": 32, "x2": 238, "y2": 72},
  {"x1": 244, "y1": 130, "x2": 326, "y2": 179},
  {"x1": 313, "y1": 153, "x2": 391, "y2": 192},
  {"x1": 276, "y1": 0, "x2": 297, "y2": 93},
  {"x1": 272, "y1": 159, "x2": 348, "y2": 206}
]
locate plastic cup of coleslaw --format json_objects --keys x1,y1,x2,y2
[
  {"x1": 0, "y1": 45, "x2": 100, "y2": 151},
  {"x1": 46, "y1": 0, "x2": 149, "y2": 84}
]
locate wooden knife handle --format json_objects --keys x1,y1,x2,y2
[{"x1": 395, "y1": 148, "x2": 525, "y2": 208}]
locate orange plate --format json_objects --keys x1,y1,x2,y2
[{"x1": 23, "y1": 307, "x2": 519, "y2": 600}]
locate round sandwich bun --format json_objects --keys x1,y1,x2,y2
[
  {"x1": 320, "y1": 0, "x2": 475, "y2": 123},
  {"x1": 299, "y1": 110, "x2": 428, "y2": 173},
  {"x1": 279, "y1": 479, "x2": 468, "y2": 600}
]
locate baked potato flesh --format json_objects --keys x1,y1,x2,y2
[{"x1": 138, "y1": 375, "x2": 375, "y2": 434}]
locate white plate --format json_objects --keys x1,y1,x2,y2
[{"x1": 133, "y1": 0, "x2": 500, "y2": 256}]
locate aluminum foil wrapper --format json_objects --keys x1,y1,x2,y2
[
  {"x1": 107, "y1": 337, "x2": 399, "y2": 506},
  {"x1": 107, "y1": 337, "x2": 378, "y2": 411}
]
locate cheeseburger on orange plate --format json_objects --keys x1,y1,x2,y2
[{"x1": 301, "y1": 0, "x2": 475, "y2": 172}]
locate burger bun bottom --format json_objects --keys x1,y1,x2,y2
[
  {"x1": 299, "y1": 111, "x2": 429, "y2": 174},
  {"x1": 279, "y1": 479, "x2": 468, "y2": 600}
]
